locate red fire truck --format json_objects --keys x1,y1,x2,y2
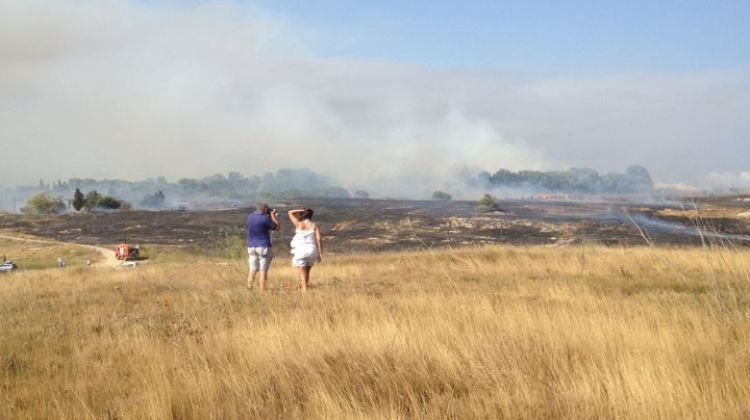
[{"x1": 115, "y1": 243, "x2": 140, "y2": 261}]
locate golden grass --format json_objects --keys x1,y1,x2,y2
[
  {"x1": 657, "y1": 206, "x2": 750, "y2": 221},
  {"x1": 1, "y1": 245, "x2": 750, "y2": 419}
]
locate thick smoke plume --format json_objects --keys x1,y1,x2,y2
[{"x1": 1, "y1": 0, "x2": 749, "y2": 196}]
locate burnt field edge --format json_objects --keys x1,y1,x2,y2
[{"x1": 0, "y1": 197, "x2": 749, "y2": 252}]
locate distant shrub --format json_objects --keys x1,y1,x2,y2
[
  {"x1": 22, "y1": 193, "x2": 66, "y2": 215},
  {"x1": 431, "y1": 191, "x2": 452, "y2": 201},
  {"x1": 81, "y1": 190, "x2": 127, "y2": 211},
  {"x1": 353, "y1": 190, "x2": 370, "y2": 199},
  {"x1": 478, "y1": 194, "x2": 495, "y2": 207},
  {"x1": 141, "y1": 190, "x2": 166, "y2": 208},
  {"x1": 97, "y1": 196, "x2": 124, "y2": 210},
  {"x1": 475, "y1": 194, "x2": 503, "y2": 214},
  {"x1": 318, "y1": 187, "x2": 351, "y2": 199}
]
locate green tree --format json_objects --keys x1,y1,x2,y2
[
  {"x1": 72, "y1": 188, "x2": 85, "y2": 211},
  {"x1": 22, "y1": 193, "x2": 66, "y2": 215},
  {"x1": 84, "y1": 190, "x2": 102, "y2": 211},
  {"x1": 625, "y1": 165, "x2": 654, "y2": 192}
]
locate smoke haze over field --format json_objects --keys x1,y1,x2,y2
[{"x1": 1, "y1": 0, "x2": 749, "y2": 195}]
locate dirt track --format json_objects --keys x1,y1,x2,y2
[
  {"x1": 89, "y1": 245, "x2": 121, "y2": 268},
  {"x1": 0, "y1": 233, "x2": 121, "y2": 268}
]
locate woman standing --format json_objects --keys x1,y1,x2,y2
[{"x1": 288, "y1": 208, "x2": 323, "y2": 292}]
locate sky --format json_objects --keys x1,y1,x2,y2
[
  {"x1": 258, "y1": 0, "x2": 750, "y2": 73},
  {"x1": 1, "y1": 0, "x2": 749, "y2": 193}
]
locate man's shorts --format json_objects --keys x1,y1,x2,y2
[{"x1": 248, "y1": 247, "x2": 273, "y2": 272}]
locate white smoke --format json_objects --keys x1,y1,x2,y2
[
  {"x1": 1, "y1": 0, "x2": 748, "y2": 196},
  {"x1": 708, "y1": 172, "x2": 750, "y2": 189}
]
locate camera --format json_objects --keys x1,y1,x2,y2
[{"x1": 267, "y1": 208, "x2": 276, "y2": 214}]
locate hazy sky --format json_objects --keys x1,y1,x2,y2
[
  {"x1": 1, "y1": 0, "x2": 749, "y2": 191},
  {"x1": 258, "y1": 0, "x2": 750, "y2": 72}
]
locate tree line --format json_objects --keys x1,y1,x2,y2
[
  {"x1": 470, "y1": 165, "x2": 654, "y2": 194},
  {"x1": 8, "y1": 168, "x2": 372, "y2": 214},
  {"x1": 22, "y1": 189, "x2": 129, "y2": 215},
  {"x1": 3, "y1": 168, "x2": 363, "y2": 212}
]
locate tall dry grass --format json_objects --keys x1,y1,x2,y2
[{"x1": 1, "y1": 245, "x2": 749, "y2": 419}]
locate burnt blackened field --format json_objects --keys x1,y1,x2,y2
[{"x1": 1, "y1": 197, "x2": 749, "y2": 252}]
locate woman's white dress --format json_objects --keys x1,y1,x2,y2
[{"x1": 290, "y1": 228, "x2": 318, "y2": 267}]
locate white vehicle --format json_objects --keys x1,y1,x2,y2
[{"x1": 0, "y1": 261, "x2": 18, "y2": 273}]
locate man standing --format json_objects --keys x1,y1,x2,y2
[{"x1": 246, "y1": 202, "x2": 279, "y2": 290}]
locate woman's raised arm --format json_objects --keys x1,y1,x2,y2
[{"x1": 287, "y1": 209, "x2": 304, "y2": 228}]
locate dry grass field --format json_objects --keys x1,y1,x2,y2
[
  {"x1": 2, "y1": 244, "x2": 750, "y2": 419},
  {"x1": 0, "y1": 236, "x2": 101, "y2": 270}
]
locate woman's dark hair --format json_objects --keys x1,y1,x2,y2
[{"x1": 299, "y1": 208, "x2": 314, "y2": 220}]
